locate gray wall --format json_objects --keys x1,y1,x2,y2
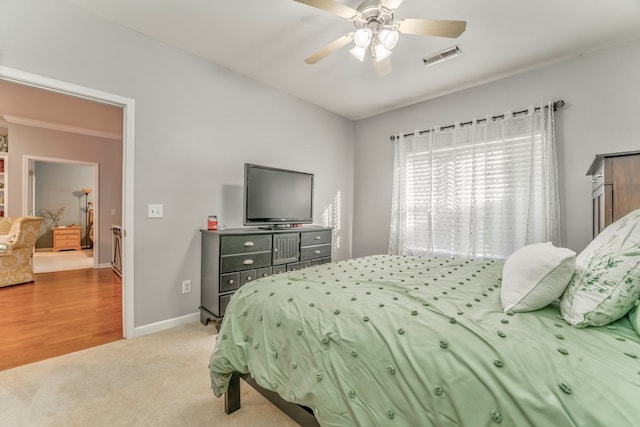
[
  {"x1": 353, "y1": 37, "x2": 640, "y2": 258},
  {"x1": 0, "y1": 0, "x2": 355, "y2": 327},
  {"x1": 34, "y1": 161, "x2": 94, "y2": 249}
]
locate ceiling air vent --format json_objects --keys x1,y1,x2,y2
[{"x1": 422, "y1": 46, "x2": 461, "y2": 67}]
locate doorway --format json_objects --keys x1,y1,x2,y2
[
  {"x1": 26, "y1": 156, "x2": 98, "y2": 273},
  {"x1": 0, "y1": 65, "x2": 135, "y2": 338}
]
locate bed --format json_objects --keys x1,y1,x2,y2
[{"x1": 209, "y1": 210, "x2": 640, "y2": 426}]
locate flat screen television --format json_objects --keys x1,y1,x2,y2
[{"x1": 243, "y1": 163, "x2": 314, "y2": 228}]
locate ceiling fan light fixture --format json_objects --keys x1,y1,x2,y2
[
  {"x1": 378, "y1": 29, "x2": 399, "y2": 50},
  {"x1": 294, "y1": 0, "x2": 467, "y2": 76},
  {"x1": 373, "y1": 43, "x2": 392, "y2": 62},
  {"x1": 353, "y1": 28, "x2": 372, "y2": 48},
  {"x1": 350, "y1": 46, "x2": 367, "y2": 62}
]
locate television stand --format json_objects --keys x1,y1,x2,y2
[{"x1": 199, "y1": 226, "x2": 332, "y2": 327}]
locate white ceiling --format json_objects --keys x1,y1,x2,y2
[{"x1": 63, "y1": 0, "x2": 640, "y2": 121}]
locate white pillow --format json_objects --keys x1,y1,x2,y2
[{"x1": 501, "y1": 242, "x2": 576, "y2": 313}]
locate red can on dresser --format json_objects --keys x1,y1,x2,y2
[{"x1": 207, "y1": 215, "x2": 218, "y2": 231}]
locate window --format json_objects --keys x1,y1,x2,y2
[{"x1": 389, "y1": 103, "x2": 560, "y2": 260}]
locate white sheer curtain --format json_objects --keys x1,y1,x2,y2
[{"x1": 389, "y1": 102, "x2": 561, "y2": 260}]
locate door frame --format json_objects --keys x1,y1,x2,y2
[
  {"x1": 0, "y1": 65, "x2": 136, "y2": 339},
  {"x1": 24, "y1": 155, "x2": 99, "y2": 269}
]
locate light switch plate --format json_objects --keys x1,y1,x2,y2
[{"x1": 148, "y1": 204, "x2": 163, "y2": 218}]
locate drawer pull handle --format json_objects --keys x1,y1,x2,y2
[
  {"x1": 247, "y1": 276, "x2": 252, "y2": 281},
  {"x1": 243, "y1": 259, "x2": 254, "y2": 265},
  {"x1": 592, "y1": 179, "x2": 597, "y2": 183},
  {"x1": 314, "y1": 236, "x2": 321, "y2": 240},
  {"x1": 228, "y1": 280, "x2": 234, "y2": 285},
  {"x1": 314, "y1": 250, "x2": 321, "y2": 254},
  {"x1": 274, "y1": 248, "x2": 278, "y2": 252},
  {"x1": 262, "y1": 273, "x2": 268, "y2": 277},
  {"x1": 244, "y1": 241, "x2": 254, "y2": 247}
]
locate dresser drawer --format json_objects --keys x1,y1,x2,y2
[
  {"x1": 56, "y1": 234, "x2": 79, "y2": 241},
  {"x1": 240, "y1": 270, "x2": 258, "y2": 286},
  {"x1": 301, "y1": 230, "x2": 332, "y2": 246},
  {"x1": 300, "y1": 244, "x2": 331, "y2": 261},
  {"x1": 220, "y1": 272, "x2": 240, "y2": 293},
  {"x1": 56, "y1": 240, "x2": 78, "y2": 248},
  {"x1": 299, "y1": 260, "x2": 312, "y2": 269},
  {"x1": 272, "y1": 264, "x2": 286, "y2": 275},
  {"x1": 221, "y1": 251, "x2": 272, "y2": 273},
  {"x1": 311, "y1": 257, "x2": 331, "y2": 266},
  {"x1": 219, "y1": 294, "x2": 232, "y2": 317},
  {"x1": 257, "y1": 267, "x2": 273, "y2": 279},
  {"x1": 221, "y1": 235, "x2": 271, "y2": 255},
  {"x1": 55, "y1": 229, "x2": 80, "y2": 237}
]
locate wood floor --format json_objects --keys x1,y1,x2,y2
[{"x1": 0, "y1": 268, "x2": 122, "y2": 371}]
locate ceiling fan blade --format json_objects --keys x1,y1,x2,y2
[
  {"x1": 380, "y1": 0, "x2": 405, "y2": 12},
  {"x1": 293, "y1": 0, "x2": 361, "y2": 20},
  {"x1": 304, "y1": 33, "x2": 354, "y2": 64},
  {"x1": 373, "y1": 57, "x2": 392, "y2": 77},
  {"x1": 396, "y1": 18, "x2": 467, "y2": 38}
]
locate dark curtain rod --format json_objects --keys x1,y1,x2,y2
[{"x1": 389, "y1": 100, "x2": 565, "y2": 141}]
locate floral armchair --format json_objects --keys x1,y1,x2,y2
[{"x1": 0, "y1": 216, "x2": 43, "y2": 287}]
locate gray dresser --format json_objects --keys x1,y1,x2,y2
[{"x1": 200, "y1": 227, "x2": 332, "y2": 328}]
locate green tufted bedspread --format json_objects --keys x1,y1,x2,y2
[{"x1": 209, "y1": 255, "x2": 640, "y2": 426}]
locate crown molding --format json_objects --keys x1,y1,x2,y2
[{"x1": 2, "y1": 114, "x2": 121, "y2": 140}]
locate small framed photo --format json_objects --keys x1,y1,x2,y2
[{"x1": 0, "y1": 135, "x2": 7, "y2": 153}]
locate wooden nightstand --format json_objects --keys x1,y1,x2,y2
[{"x1": 53, "y1": 226, "x2": 82, "y2": 252}]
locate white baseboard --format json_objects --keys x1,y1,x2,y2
[
  {"x1": 133, "y1": 312, "x2": 200, "y2": 338},
  {"x1": 97, "y1": 262, "x2": 111, "y2": 269}
]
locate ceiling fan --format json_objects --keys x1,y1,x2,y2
[{"x1": 294, "y1": 0, "x2": 466, "y2": 75}]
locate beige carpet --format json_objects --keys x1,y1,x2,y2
[
  {"x1": 0, "y1": 322, "x2": 296, "y2": 427},
  {"x1": 33, "y1": 249, "x2": 94, "y2": 273}
]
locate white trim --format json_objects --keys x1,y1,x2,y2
[
  {"x1": 4, "y1": 114, "x2": 121, "y2": 140},
  {"x1": 0, "y1": 67, "x2": 133, "y2": 107},
  {"x1": 122, "y1": 96, "x2": 135, "y2": 340},
  {"x1": 133, "y1": 312, "x2": 201, "y2": 338},
  {"x1": 0, "y1": 65, "x2": 136, "y2": 339}
]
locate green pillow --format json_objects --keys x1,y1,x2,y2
[
  {"x1": 560, "y1": 208, "x2": 640, "y2": 327},
  {"x1": 629, "y1": 302, "x2": 640, "y2": 335}
]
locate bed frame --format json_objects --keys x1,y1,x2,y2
[{"x1": 225, "y1": 372, "x2": 320, "y2": 427}]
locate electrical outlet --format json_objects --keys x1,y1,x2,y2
[{"x1": 182, "y1": 280, "x2": 192, "y2": 294}]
